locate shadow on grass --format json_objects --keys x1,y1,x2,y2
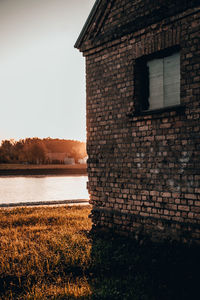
[
  {"x1": 88, "y1": 230, "x2": 199, "y2": 300},
  {"x1": 0, "y1": 222, "x2": 199, "y2": 299}
]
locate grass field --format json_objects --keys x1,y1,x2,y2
[{"x1": 0, "y1": 205, "x2": 199, "y2": 300}]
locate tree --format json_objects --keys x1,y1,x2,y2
[{"x1": 0, "y1": 140, "x2": 15, "y2": 163}]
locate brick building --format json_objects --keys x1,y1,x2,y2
[{"x1": 75, "y1": 0, "x2": 200, "y2": 243}]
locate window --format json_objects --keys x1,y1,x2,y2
[
  {"x1": 136, "y1": 51, "x2": 180, "y2": 112},
  {"x1": 147, "y1": 52, "x2": 180, "y2": 110}
]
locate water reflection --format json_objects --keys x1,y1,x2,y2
[{"x1": 0, "y1": 176, "x2": 89, "y2": 204}]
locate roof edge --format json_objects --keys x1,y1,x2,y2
[{"x1": 74, "y1": 0, "x2": 102, "y2": 49}]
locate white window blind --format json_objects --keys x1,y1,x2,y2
[
  {"x1": 147, "y1": 52, "x2": 180, "y2": 110},
  {"x1": 147, "y1": 58, "x2": 164, "y2": 110},
  {"x1": 164, "y1": 52, "x2": 180, "y2": 107}
]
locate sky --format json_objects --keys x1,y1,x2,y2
[{"x1": 0, "y1": 0, "x2": 95, "y2": 143}]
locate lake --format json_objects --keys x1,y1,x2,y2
[{"x1": 0, "y1": 175, "x2": 89, "y2": 205}]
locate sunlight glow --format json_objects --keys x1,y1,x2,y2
[{"x1": 0, "y1": 0, "x2": 95, "y2": 142}]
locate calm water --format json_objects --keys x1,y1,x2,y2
[{"x1": 0, "y1": 175, "x2": 89, "y2": 204}]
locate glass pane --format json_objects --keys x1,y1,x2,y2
[
  {"x1": 164, "y1": 52, "x2": 180, "y2": 106},
  {"x1": 147, "y1": 58, "x2": 164, "y2": 110}
]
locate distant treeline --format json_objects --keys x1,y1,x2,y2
[{"x1": 0, "y1": 138, "x2": 87, "y2": 164}]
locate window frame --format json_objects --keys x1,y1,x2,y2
[{"x1": 134, "y1": 46, "x2": 182, "y2": 115}]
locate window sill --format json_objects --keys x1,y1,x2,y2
[{"x1": 129, "y1": 104, "x2": 185, "y2": 120}]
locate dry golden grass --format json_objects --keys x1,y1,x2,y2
[
  {"x1": 0, "y1": 205, "x2": 92, "y2": 300},
  {"x1": 0, "y1": 205, "x2": 199, "y2": 300}
]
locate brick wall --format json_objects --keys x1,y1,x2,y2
[{"x1": 80, "y1": 1, "x2": 200, "y2": 243}]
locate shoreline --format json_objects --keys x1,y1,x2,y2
[
  {"x1": 0, "y1": 168, "x2": 87, "y2": 176},
  {"x1": 0, "y1": 199, "x2": 90, "y2": 208},
  {"x1": 0, "y1": 164, "x2": 87, "y2": 176}
]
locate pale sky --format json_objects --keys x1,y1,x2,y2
[{"x1": 0, "y1": 0, "x2": 95, "y2": 143}]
